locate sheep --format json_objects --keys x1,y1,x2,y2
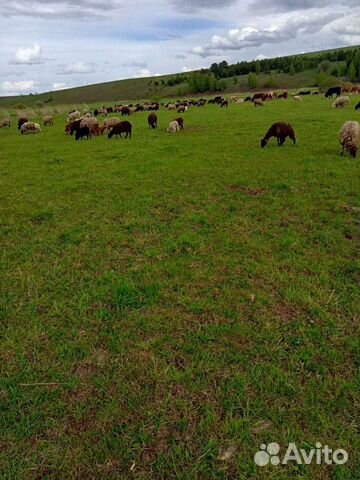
[
  {"x1": 1, "y1": 118, "x2": 10, "y2": 128},
  {"x1": 177, "y1": 105, "x2": 186, "y2": 113},
  {"x1": 253, "y1": 98, "x2": 264, "y2": 107},
  {"x1": 339, "y1": 121, "x2": 359, "y2": 158},
  {"x1": 83, "y1": 112, "x2": 93, "y2": 119},
  {"x1": 236, "y1": 99, "x2": 244, "y2": 104},
  {"x1": 278, "y1": 92, "x2": 288, "y2": 99},
  {"x1": 220, "y1": 100, "x2": 229, "y2": 108},
  {"x1": 148, "y1": 113, "x2": 158, "y2": 129},
  {"x1": 332, "y1": 96, "x2": 349, "y2": 109},
  {"x1": 108, "y1": 121, "x2": 132, "y2": 139},
  {"x1": 80, "y1": 117, "x2": 99, "y2": 134},
  {"x1": 261, "y1": 122, "x2": 296, "y2": 148},
  {"x1": 121, "y1": 106, "x2": 130, "y2": 116},
  {"x1": 356, "y1": 102, "x2": 360, "y2": 110},
  {"x1": 174, "y1": 117, "x2": 184, "y2": 130},
  {"x1": 20, "y1": 122, "x2": 42, "y2": 135},
  {"x1": 293, "y1": 95, "x2": 303, "y2": 102},
  {"x1": 17, "y1": 117, "x2": 28, "y2": 130},
  {"x1": 104, "y1": 117, "x2": 121, "y2": 131},
  {"x1": 75, "y1": 126, "x2": 91, "y2": 141},
  {"x1": 167, "y1": 121, "x2": 180, "y2": 133},
  {"x1": 168, "y1": 104, "x2": 176, "y2": 111},
  {"x1": 43, "y1": 115, "x2": 54, "y2": 126},
  {"x1": 67, "y1": 110, "x2": 81, "y2": 123}
]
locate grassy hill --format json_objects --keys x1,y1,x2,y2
[
  {"x1": 1, "y1": 94, "x2": 360, "y2": 479},
  {"x1": 0, "y1": 45, "x2": 357, "y2": 107}
]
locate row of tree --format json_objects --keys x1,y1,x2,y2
[{"x1": 209, "y1": 47, "x2": 360, "y2": 80}]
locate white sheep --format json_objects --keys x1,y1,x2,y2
[
  {"x1": 67, "y1": 110, "x2": 81, "y2": 123},
  {"x1": 167, "y1": 104, "x2": 176, "y2": 111},
  {"x1": 103, "y1": 117, "x2": 121, "y2": 131},
  {"x1": 43, "y1": 115, "x2": 54, "y2": 126},
  {"x1": 293, "y1": 95, "x2": 303, "y2": 102},
  {"x1": 0, "y1": 118, "x2": 10, "y2": 128},
  {"x1": 332, "y1": 96, "x2": 349, "y2": 108},
  {"x1": 339, "y1": 121, "x2": 359, "y2": 158},
  {"x1": 167, "y1": 121, "x2": 180, "y2": 133},
  {"x1": 20, "y1": 122, "x2": 42, "y2": 135},
  {"x1": 253, "y1": 98, "x2": 264, "y2": 107}
]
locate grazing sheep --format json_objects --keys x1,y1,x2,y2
[
  {"x1": 1, "y1": 118, "x2": 10, "y2": 128},
  {"x1": 167, "y1": 121, "x2": 180, "y2": 133},
  {"x1": 355, "y1": 102, "x2": 360, "y2": 110},
  {"x1": 75, "y1": 126, "x2": 91, "y2": 141},
  {"x1": 80, "y1": 117, "x2": 99, "y2": 133},
  {"x1": 67, "y1": 110, "x2": 81, "y2": 123},
  {"x1": 177, "y1": 105, "x2": 186, "y2": 113},
  {"x1": 20, "y1": 122, "x2": 41, "y2": 135},
  {"x1": 339, "y1": 121, "x2": 359, "y2": 158},
  {"x1": 174, "y1": 117, "x2": 184, "y2": 130},
  {"x1": 253, "y1": 98, "x2": 264, "y2": 107},
  {"x1": 83, "y1": 112, "x2": 93, "y2": 118},
  {"x1": 108, "y1": 121, "x2": 132, "y2": 139},
  {"x1": 325, "y1": 86, "x2": 341, "y2": 98},
  {"x1": 278, "y1": 92, "x2": 288, "y2": 99},
  {"x1": 261, "y1": 122, "x2": 296, "y2": 148},
  {"x1": 244, "y1": 96, "x2": 252, "y2": 102},
  {"x1": 148, "y1": 113, "x2": 158, "y2": 129},
  {"x1": 293, "y1": 95, "x2": 303, "y2": 102},
  {"x1": 17, "y1": 117, "x2": 28, "y2": 130},
  {"x1": 220, "y1": 100, "x2": 229, "y2": 108},
  {"x1": 168, "y1": 104, "x2": 176, "y2": 111},
  {"x1": 121, "y1": 106, "x2": 130, "y2": 116},
  {"x1": 236, "y1": 99, "x2": 244, "y2": 104},
  {"x1": 104, "y1": 117, "x2": 121, "y2": 131},
  {"x1": 332, "y1": 96, "x2": 349, "y2": 109},
  {"x1": 43, "y1": 115, "x2": 54, "y2": 126}
]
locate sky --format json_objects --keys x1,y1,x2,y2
[{"x1": 0, "y1": 0, "x2": 359, "y2": 96}]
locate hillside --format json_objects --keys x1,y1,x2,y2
[{"x1": 0, "y1": 45, "x2": 358, "y2": 107}]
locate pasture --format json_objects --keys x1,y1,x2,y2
[{"x1": 1, "y1": 96, "x2": 360, "y2": 479}]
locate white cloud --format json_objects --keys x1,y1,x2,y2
[
  {"x1": 137, "y1": 68, "x2": 151, "y2": 77},
  {"x1": 52, "y1": 82, "x2": 66, "y2": 90},
  {"x1": 14, "y1": 44, "x2": 42, "y2": 64},
  {"x1": 1, "y1": 80, "x2": 35, "y2": 93},
  {"x1": 59, "y1": 62, "x2": 95, "y2": 75}
]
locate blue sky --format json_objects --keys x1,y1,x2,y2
[{"x1": 0, "y1": 0, "x2": 359, "y2": 95}]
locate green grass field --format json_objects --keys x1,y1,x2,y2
[{"x1": 1, "y1": 96, "x2": 360, "y2": 479}]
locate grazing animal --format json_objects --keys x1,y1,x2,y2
[
  {"x1": 168, "y1": 104, "x2": 176, "y2": 110},
  {"x1": 332, "y1": 96, "x2": 349, "y2": 109},
  {"x1": 1, "y1": 118, "x2": 10, "y2": 128},
  {"x1": 312, "y1": 91, "x2": 319, "y2": 95},
  {"x1": 167, "y1": 121, "x2": 180, "y2": 133},
  {"x1": 121, "y1": 106, "x2": 130, "y2": 116},
  {"x1": 94, "y1": 109, "x2": 99, "y2": 117},
  {"x1": 278, "y1": 92, "x2": 288, "y2": 99},
  {"x1": 174, "y1": 117, "x2": 184, "y2": 129},
  {"x1": 67, "y1": 110, "x2": 81, "y2": 123},
  {"x1": 108, "y1": 121, "x2": 132, "y2": 139},
  {"x1": 104, "y1": 117, "x2": 121, "y2": 131},
  {"x1": 177, "y1": 105, "x2": 186, "y2": 113},
  {"x1": 293, "y1": 95, "x2": 303, "y2": 102},
  {"x1": 75, "y1": 126, "x2": 91, "y2": 141},
  {"x1": 355, "y1": 102, "x2": 360, "y2": 110},
  {"x1": 325, "y1": 86, "x2": 341, "y2": 98},
  {"x1": 17, "y1": 117, "x2": 28, "y2": 130},
  {"x1": 43, "y1": 115, "x2": 54, "y2": 126},
  {"x1": 252, "y1": 93, "x2": 266, "y2": 102},
  {"x1": 220, "y1": 100, "x2": 229, "y2": 108},
  {"x1": 261, "y1": 122, "x2": 296, "y2": 148},
  {"x1": 236, "y1": 99, "x2": 244, "y2": 104},
  {"x1": 244, "y1": 96, "x2": 252, "y2": 102},
  {"x1": 20, "y1": 122, "x2": 42, "y2": 135},
  {"x1": 339, "y1": 121, "x2": 359, "y2": 158},
  {"x1": 148, "y1": 113, "x2": 158, "y2": 129},
  {"x1": 253, "y1": 98, "x2": 264, "y2": 107},
  {"x1": 299, "y1": 90, "x2": 311, "y2": 96}
]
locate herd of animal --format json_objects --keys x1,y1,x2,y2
[{"x1": 1, "y1": 86, "x2": 359, "y2": 157}]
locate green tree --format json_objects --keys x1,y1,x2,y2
[
  {"x1": 289, "y1": 63, "x2": 296, "y2": 75},
  {"x1": 233, "y1": 76, "x2": 238, "y2": 84},
  {"x1": 348, "y1": 62, "x2": 357, "y2": 82},
  {"x1": 248, "y1": 72, "x2": 257, "y2": 89}
]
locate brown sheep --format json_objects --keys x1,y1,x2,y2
[
  {"x1": 174, "y1": 117, "x2": 184, "y2": 129},
  {"x1": 148, "y1": 113, "x2": 158, "y2": 129},
  {"x1": 261, "y1": 122, "x2": 296, "y2": 148}
]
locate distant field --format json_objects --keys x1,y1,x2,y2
[{"x1": 1, "y1": 96, "x2": 360, "y2": 479}]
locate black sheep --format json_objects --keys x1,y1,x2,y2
[
  {"x1": 355, "y1": 102, "x2": 360, "y2": 111},
  {"x1": 261, "y1": 122, "x2": 296, "y2": 148},
  {"x1": 108, "y1": 121, "x2": 132, "y2": 139},
  {"x1": 75, "y1": 126, "x2": 91, "y2": 141}
]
